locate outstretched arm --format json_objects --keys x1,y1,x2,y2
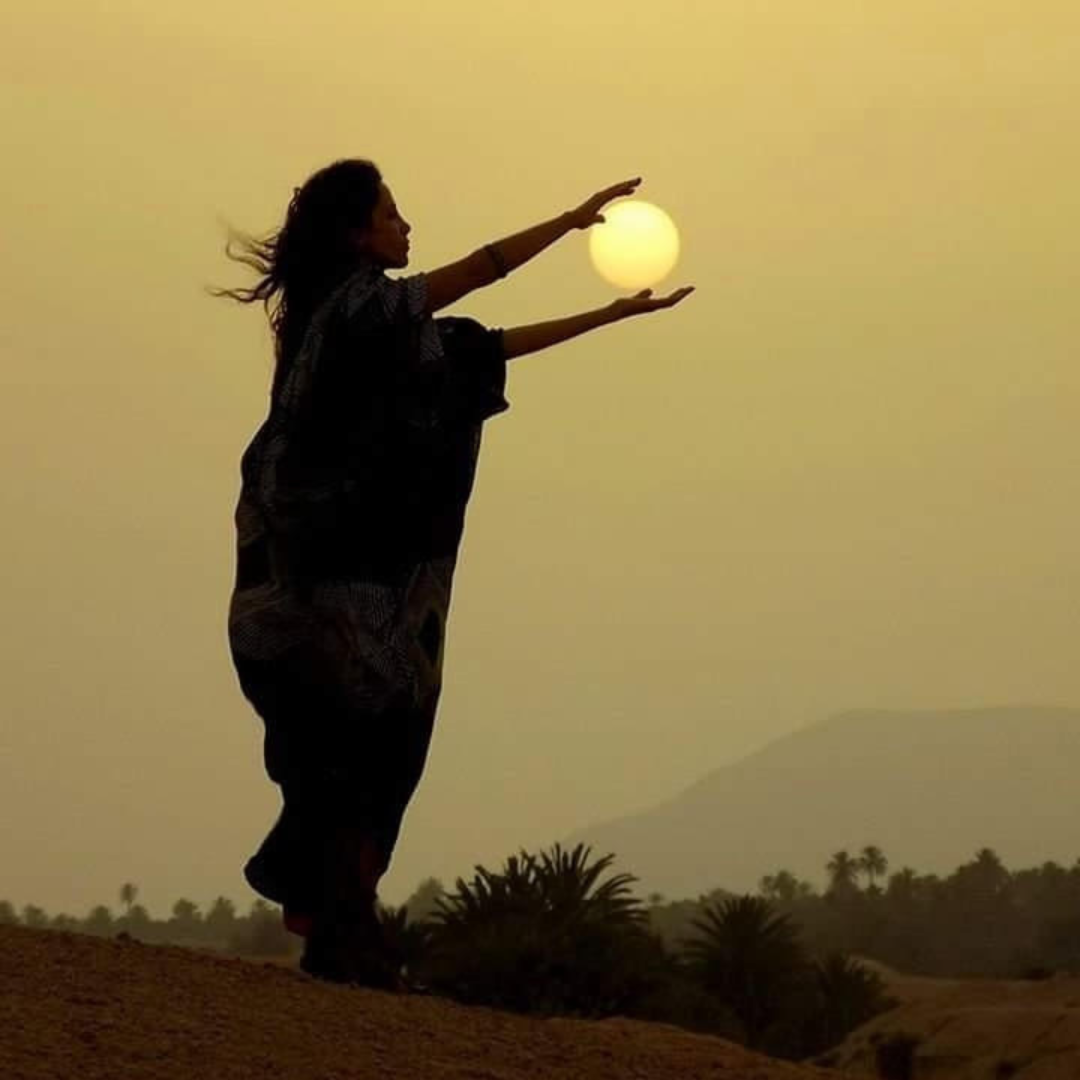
[
  {"x1": 474, "y1": 211, "x2": 577, "y2": 287},
  {"x1": 426, "y1": 179, "x2": 643, "y2": 313},
  {"x1": 425, "y1": 212, "x2": 574, "y2": 314},
  {"x1": 477, "y1": 178, "x2": 644, "y2": 287},
  {"x1": 503, "y1": 306, "x2": 616, "y2": 360},
  {"x1": 502, "y1": 286, "x2": 696, "y2": 360}
]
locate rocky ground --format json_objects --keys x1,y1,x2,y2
[{"x1": 0, "y1": 924, "x2": 849, "y2": 1080}]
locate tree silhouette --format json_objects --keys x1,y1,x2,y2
[
  {"x1": 419, "y1": 842, "x2": 662, "y2": 1017},
  {"x1": 760, "y1": 870, "x2": 813, "y2": 905},
  {"x1": 120, "y1": 903, "x2": 153, "y2": 940},
  {"x1": 85, "y1": 905, "x2": 114, "y2": 936},
  {"x1": 680, "y1": 894, "x2": 808, "y2": 1049},
  {"x1": 169, "y1": 898, "x2": 202, "y2": 940},
  {"x1": 826, "y1": 851, "x2": 860, "y2": 895},
  {"x1": 963, "y1": 847, "x2": 1010, "y2": 898},
  {"x1": 857, "y1": 847, "x2": 888, "y2": 891},
  {"x1": 806, "y1": 951, "x2": 891, "y2": 1050},
  {"x1": 228, "y1": 898, "x2": 292, "y2": 957},
  {"x1": 119, "y1": 883, "x2": 138, "y2": 915},
  {"x1": 21, "y1": 905, "x2": 49, "y2": 929},
  {"x1": 373, "y1": 901, "x2": 431, "y2": 983},
  {"x1": 885, "y1": 867, "x2": 920, "y2": 904},
  {"x1": 204, "y1": 896, "x2": 237, "y2": 940}
]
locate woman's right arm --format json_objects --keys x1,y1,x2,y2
[
  {"x1": 425, "y1": 177, "x2": 644, "y2": 314},
  {"x1": 425, "y1": 211, "x2": 574, "y2": 314}
]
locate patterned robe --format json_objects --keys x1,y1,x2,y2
[{"x1": 227, "y1": 258, "x2": 510, "y2": 725}]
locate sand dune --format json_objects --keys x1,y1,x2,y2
[
  {"x1": 829, "y1": 958, "x2": 1080, "y2": 1078},
  {"x1": 0, "y1": 924, "x2": 847, "y2": 1079}
]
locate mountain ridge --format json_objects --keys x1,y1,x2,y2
[{"x1": 561, "y1": 706, "x2": 1080, "y2": 901}]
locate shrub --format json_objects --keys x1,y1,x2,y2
[{"x1": 414, "y1": 843, "x2": 666, "y2": 1017}]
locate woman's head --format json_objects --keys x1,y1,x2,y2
[
  {"x1": 206, "y1": 157, "x2": 411, "y2": 397},
  {"x1": 351, "y1": 179, "x2": 411, "y2": 268}
]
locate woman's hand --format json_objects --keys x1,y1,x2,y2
[
  {"x1": 608, "y1": 286, "x2": 696, "y2": 321},
  {"x1": 566, "y1": 177, "x2": 643, "y2": 230}
]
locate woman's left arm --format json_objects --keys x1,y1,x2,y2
[
  {"x1": 502, "y1": 306, "x2": 618, "y2": 361},
  {"x1": 501, "y1": 286, "x2": 695, "y2": 360}
]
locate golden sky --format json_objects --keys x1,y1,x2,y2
[{"x1": 2, "y1": 0, "x2": 1077, "y2": 918}]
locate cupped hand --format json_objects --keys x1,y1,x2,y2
[
  {"x1": 567, "y1": 177, "x2": 643, "y2": 230},
  {"x1": 609, "y1": 285, "x2": 696, "y2": 320}
]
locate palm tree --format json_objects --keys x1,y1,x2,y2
[
  {"x1": 532, "y1": 843, "x2": 649, "y2": 926},
  {"x1": 857, "y1": 846, "x2": 888, "y2": 891},
  {"x1": 885, "y1": 866, "x2": 920, "y2": 903},
  {"x1": 970, "y1": 847, "x2": 1010, "y2": 896},
  {"x1": 421, "y1": 842, "x2": 660, "y2": 1016},
  {"x1": 374, "y1": 901, "x2": 430, "y2": 983},
  {"x1": 759, "y1": 870, "x2": 806, "y2": 905},
  {"x1": 680, "y1": 894, "x2": 808, "y2": 1049},
  {"x1": 826, "y1": 851, "x2": 860, "y2": 894},
  {"x1": 809, "y1": 951, "x2": 890, "y2": 1049},
  {"x1": 119, "y1": 883, "x2": 138, "y2": 915}
]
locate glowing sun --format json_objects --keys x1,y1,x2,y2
[{"x1": 588, "y1": 199, "x2": 680, "y2": 290}]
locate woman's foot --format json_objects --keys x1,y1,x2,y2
[{"x1": 299, "y1": 898, "x2": 403, "y2": 991}]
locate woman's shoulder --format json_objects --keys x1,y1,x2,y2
[{"x1": 337, "y1": 266, "x2": 430, "y2": 331}]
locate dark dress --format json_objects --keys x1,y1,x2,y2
[{"x1": 227, "y1": 257, "x2": 509, "y2": 915}]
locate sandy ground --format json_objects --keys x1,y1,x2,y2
[
  {"x1": 830, "y1": 957, "x2": 1080, "y2": 1079},
  {"x1": 0, "y1": 924, "x2": 850, "y2": 1080}
]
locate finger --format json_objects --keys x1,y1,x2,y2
[
  {"x1": 662, "y1": 290, "x2": 691, "y2": 305},
  {"x1": 605, "y1": 177, "x2": 641, "y2": 197}
]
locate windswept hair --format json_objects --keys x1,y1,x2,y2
[{"x1": 205, "y1": 158, "x2": 382, "y2": 400}]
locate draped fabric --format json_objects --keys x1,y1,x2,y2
[
  {"x1": 228, "y1": 257, "x2": 511, "y2": 912},
  {"x1": 227, "y1": 257, "x2": 510, "y2": 716}
]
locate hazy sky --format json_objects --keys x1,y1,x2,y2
[{"x1": 3, "y1": 1, "x2": 1077, "y2": 919}]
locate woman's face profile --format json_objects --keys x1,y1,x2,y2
[{"x1": 351, "y1": 182, "x2": 411, "y2": 269}]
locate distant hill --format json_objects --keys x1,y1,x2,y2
[{"x1": 560, "y1": 707, "x2": 1080, "y2": 902}]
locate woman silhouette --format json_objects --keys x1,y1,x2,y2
[{"x1": 210, "y1": 159, "x2": 694, "y2": 990}]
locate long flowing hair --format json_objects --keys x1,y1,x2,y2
[{"x1": 205, "y1": 158, "x2": 382, "y2": 401}]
